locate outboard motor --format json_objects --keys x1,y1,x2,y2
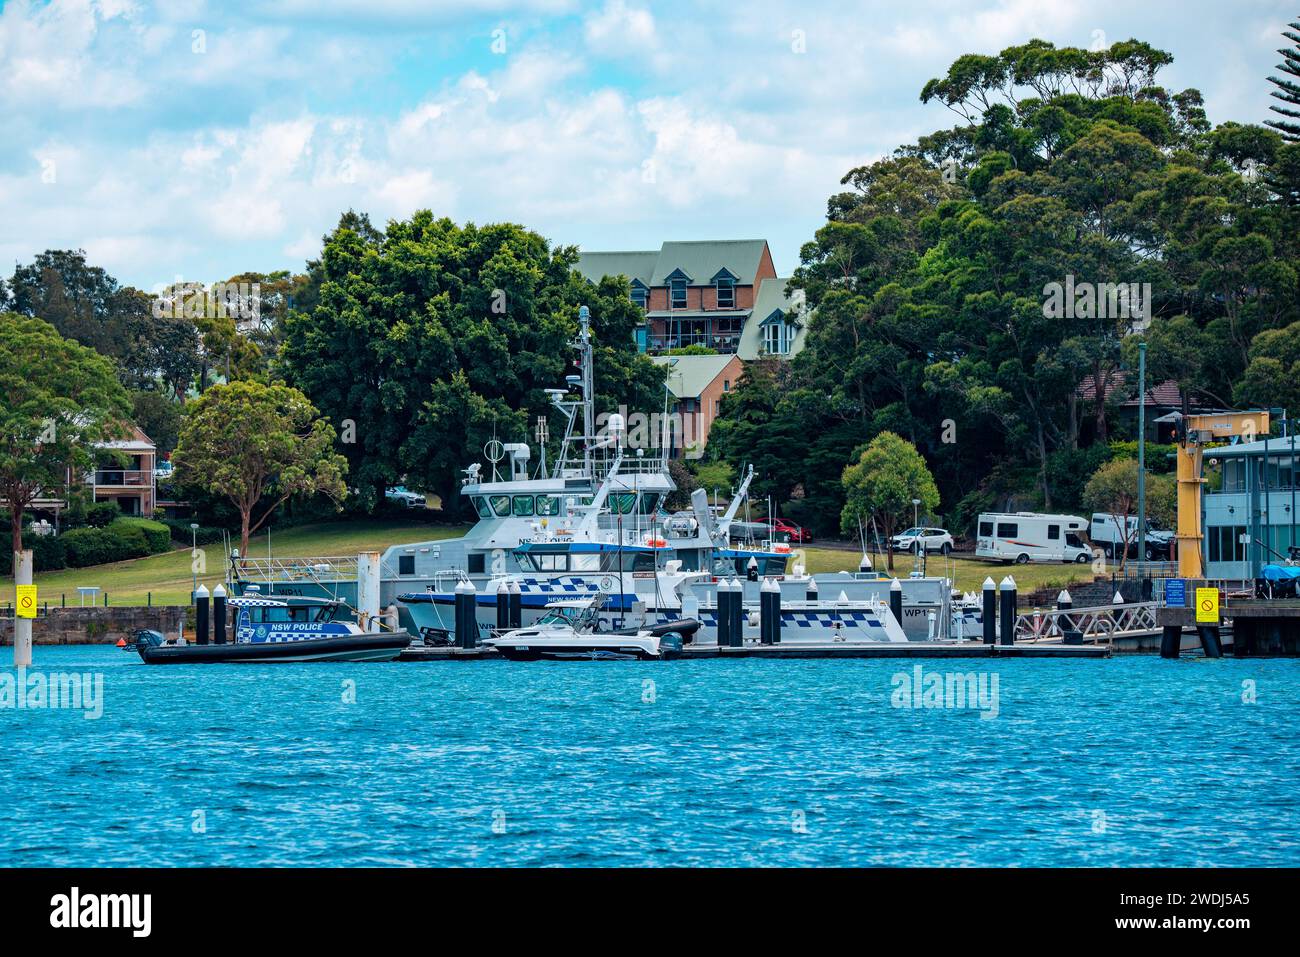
[{"x1": 658, "y1": 632, "x2": 684, "y2": 659}]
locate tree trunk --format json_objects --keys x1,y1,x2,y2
[
  {"x1": 239, "y1": 509, "x2": 251, "y2": 562},
  {"x1": 10, "y1": 507, "x2": 22, "y2": 569},
  {"x1": 884, "y1": 516, "x2": 895, "y2": 571},
  {"x1": 1036, "y1": 422, "x2": 1052, "y2": 511}
]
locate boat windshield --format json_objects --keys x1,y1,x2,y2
[
  {"x1": 536, "y1": 605, "x2": 596, "y2": 628},
  {"x1": 244, "y1": 604, "x2": 335, "y2": 624}
]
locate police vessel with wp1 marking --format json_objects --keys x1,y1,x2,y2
[
  {"x1": 227, "y1": 305, "x2": 781, "y2": 632},
  {"x1": 126, "y1": 592, "x2": 410, "y2": 664}
]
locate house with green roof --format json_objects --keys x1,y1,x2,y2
[
  {"x1": 650, "y1": 353, "x2": 744, "y2": 458},
  {"x1": 575, "y1": 239, "x2": 806, "y2": 359}
]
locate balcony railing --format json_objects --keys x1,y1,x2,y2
[
  {"x1": 91, "y1": 469, "x2": 153, "y2": 487},
  {"x1": 647, "y1": 333, "x2": 740, "y2": 354}
]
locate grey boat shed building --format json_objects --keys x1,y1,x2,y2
[{"x1": 1204, "y1": 434, "x2": 1300, "y2": 580}]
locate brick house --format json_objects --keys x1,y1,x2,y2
[
  {"x1": 576, "y1": 240, "x2": 807, "y2": 358},
  {"x1": 650, "y1": 354, "x2": 744, "y2": 458},
  {"x1": 31, "y1": 424, "x2": 159, "y2": 520}
]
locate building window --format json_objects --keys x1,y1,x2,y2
[
  {"x1": 763, "y1": 319, "x2": 789, "y2": 355},
  {"x1": 630, "y1": 285, "x2": 648, "y2": 310},
  {"x1": 716, "y1": 277, "x2": 735, "y2": 308},
  {"x1": 723, "y1": 380, "x2": 730, "y2": 391},
  {"x1": 670, "y1": 278, "x2": 687, "y2": 309}
]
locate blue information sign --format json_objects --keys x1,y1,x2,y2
[{"x1": 1165, "y1": 579, "x2": 1186, "y2": 607}]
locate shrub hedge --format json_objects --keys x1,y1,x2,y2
[{"x1": 0, "y1": 534, "x2": 67, "y2": 574}]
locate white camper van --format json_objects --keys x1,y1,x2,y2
[
  {"x1": 975, "y1": 512, "x2": 1092, "y2": 564},
  {"x1": 1089, "y1": 513, "x2": 1174, "y2": 560}
]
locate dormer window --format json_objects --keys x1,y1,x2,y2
[
  {"x1": 669, "y1": 277, "x2": 687, "y2": 309},
  {"x1": 761, "y1": 309, "x2": 791, "y2": 355},
  {"x1": 630, "y1": 282, "x2": 648, "y2": 310},
  {"x1": 716, "y1": 277, "x2": 735, "y2": 309}
]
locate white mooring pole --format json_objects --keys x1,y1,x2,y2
[
  {"x1": 357, "y1": 551, "x2": 382, "y2": 630},
  {"x1": 13, "y1": 549, "x2": 34, "y2": 667}
]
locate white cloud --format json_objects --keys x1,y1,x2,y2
[
  {"x1": 584, "y1": 0, "x2": 656, "y2": 51},
  {"x1": 0, "y1": 0, "x2": 1290, "y2": 287}
]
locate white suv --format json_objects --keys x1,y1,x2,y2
[
  {"x1": 890, "y1": 526, "x2": 954, "y2": 555},
  {"x1": 385, "y1": 486, "x2": 426, "y2": 508}
]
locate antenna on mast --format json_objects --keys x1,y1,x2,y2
[
  {"x1": 534, "y1": 415, "x2": 549, "y2": 478},
  {"x1": 577, "y1": 305, "x2": 595, "y2": 478}
]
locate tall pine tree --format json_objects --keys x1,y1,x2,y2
[{"x1": 1267, "y1": 19, "x2": 1300, "y2": 141}]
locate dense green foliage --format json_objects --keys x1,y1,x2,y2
[
  {"x1": 279, "y1": 213, "x2": 664, "y2": 517},
  {"x1": 172, "y1": 381, "x2": 348, "y2": 557},
  {"x1": 0, "y1": 311, "x2": 132, "y2": 557},
  {"x1": 841, "y1": 431, "x2": 940, "y2": 569},
  {"x1": 709, "y1": 36, "x2": 1300, "y2": 537},
  {"x1": 59, "y1": 518, "x2": 172, "y2": 568}
]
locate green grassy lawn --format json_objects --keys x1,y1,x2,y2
[
  {"x1": 1, "y1": 520, "x2": 468, "y2": 608},
  {"x1": 796, "y1": 547, "x2": 1098, "y2": 595}
]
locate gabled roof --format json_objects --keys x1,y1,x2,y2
[
  {"x1": 737, "y1": 278, "x2": 808, "y2": 360},
  {"x1": 573, "y1": 250, "x2": 659, "y2": 287},
  {"x1": 1077, "y1": 372, "x2": 1190, "y2": 408},
  {"x1": 649, "y1": 240, "x2": 770, "y2": 286},
  {"x1": 651, "y1": 354, "x2": 741, "y2": 398}
]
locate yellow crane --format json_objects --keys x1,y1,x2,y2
[{"x1": 1174, "y1": 410, "x2": 1270, "y2": 578}]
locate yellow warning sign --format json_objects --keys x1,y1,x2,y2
[
  {"x1": 1195, "y1": 587, "x2": 1220, "y2": 624},
  {"x1": 15, "y1": 585, "x2": 37, "y2": 619}
]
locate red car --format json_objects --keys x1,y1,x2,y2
[{"x1": 769, "y1": 518, "x2": 814, "y2": 544}]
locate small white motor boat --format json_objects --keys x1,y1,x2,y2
[{"x1": 484, "y1": 597, "x2": 698, "y2": 661}]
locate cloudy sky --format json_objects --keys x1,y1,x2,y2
[{"x1": 1, "y1": 0, "x2": 1295, "y2": 290}]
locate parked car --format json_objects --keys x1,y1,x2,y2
[
  {"x1": 769, "y1": 518, "x2": 813, "y2": 544},
  {"x1": 890, "y1": 526, "x2": 954, "y2": 555},
  {"x1": 385, "y1": 486, "x2": 426, "y2": 508}
]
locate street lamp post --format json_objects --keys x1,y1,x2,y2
[
  {"x1": 189, "y1": 522, "x2": 199, "y2": 599},
  {"x1": 1137, "y1": 340, "x2": 1147, "y2": 567}
]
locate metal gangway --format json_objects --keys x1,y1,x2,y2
[{"x1": 1013, "y1": 601, "x2": 1160, "y2": 644}]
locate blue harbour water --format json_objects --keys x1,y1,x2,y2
[{"x1": 1, "y1": 646, "x2": 1297, "y2": 867}]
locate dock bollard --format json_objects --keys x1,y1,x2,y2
[
  {"x1": 769, "y1": 578, "x2": 782, "y2": 643},
  {"x1": 716, "y1": 580, "x2": 732, "y2": 648},
  {"x1": 1057, "y1": 590, "x2": 1072, "y2": 611},
  {"x1": 806, "y1": 579, "x2": 818, "y2": 602},
  {"x1": 982, "y1": 577, "x2": 996, "y2": 645},
  {"x1": 998, "y1": 576, "x2": 1016, "y2": 646},
  {"x1": 746, "y1": 557, "x2": 759, "y2": 583},
  {"x1": 496, "y1": 581, "x2": 509, "y2": 633},
  {"x1": 730, "y1": 578, "x2": 745, "y2": 646},
  {"x1": 212, "y1": 584, "x2": 227, "y2": 645},
  {"x1": 454, "y1": 580, "x2": 477, "y2": 649},
  {"x1": 194, "y1": 584, "x2": 210, "y2": 646},
  {"x1": 759, "y1": 578, "x2": 778, "y2": 644},
  {"x1": 889, "y1": 578, "x2": 904, "y2": 632},
  {"x1": 508, "y1": 580, "x2": 522, "y2": 630}
]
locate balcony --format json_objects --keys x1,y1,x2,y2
[
  {"x1": 647, "y1": 332, "x2": 740, "y2": 354},
  {"x1": 91, "y1": 469, "x2": 153, "y2": 488}
]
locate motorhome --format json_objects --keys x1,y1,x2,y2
[
  {"x1": 1089, "y1": 513, "x2": 1174, "y2": 560},
  {"x1": 975, "y1": 512, "x2": 1091, "y2": 564}
]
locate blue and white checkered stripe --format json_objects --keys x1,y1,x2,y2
[
  {"x1": 699, "y1": 611, "x2": 883, "y2": 629},
  {"x1": 515, "y1": 577, "x2": 603, "y2": 594}
]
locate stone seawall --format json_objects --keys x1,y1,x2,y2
[{"x1": 0, "y1": 606, "x2": 187, "y2": 645}]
